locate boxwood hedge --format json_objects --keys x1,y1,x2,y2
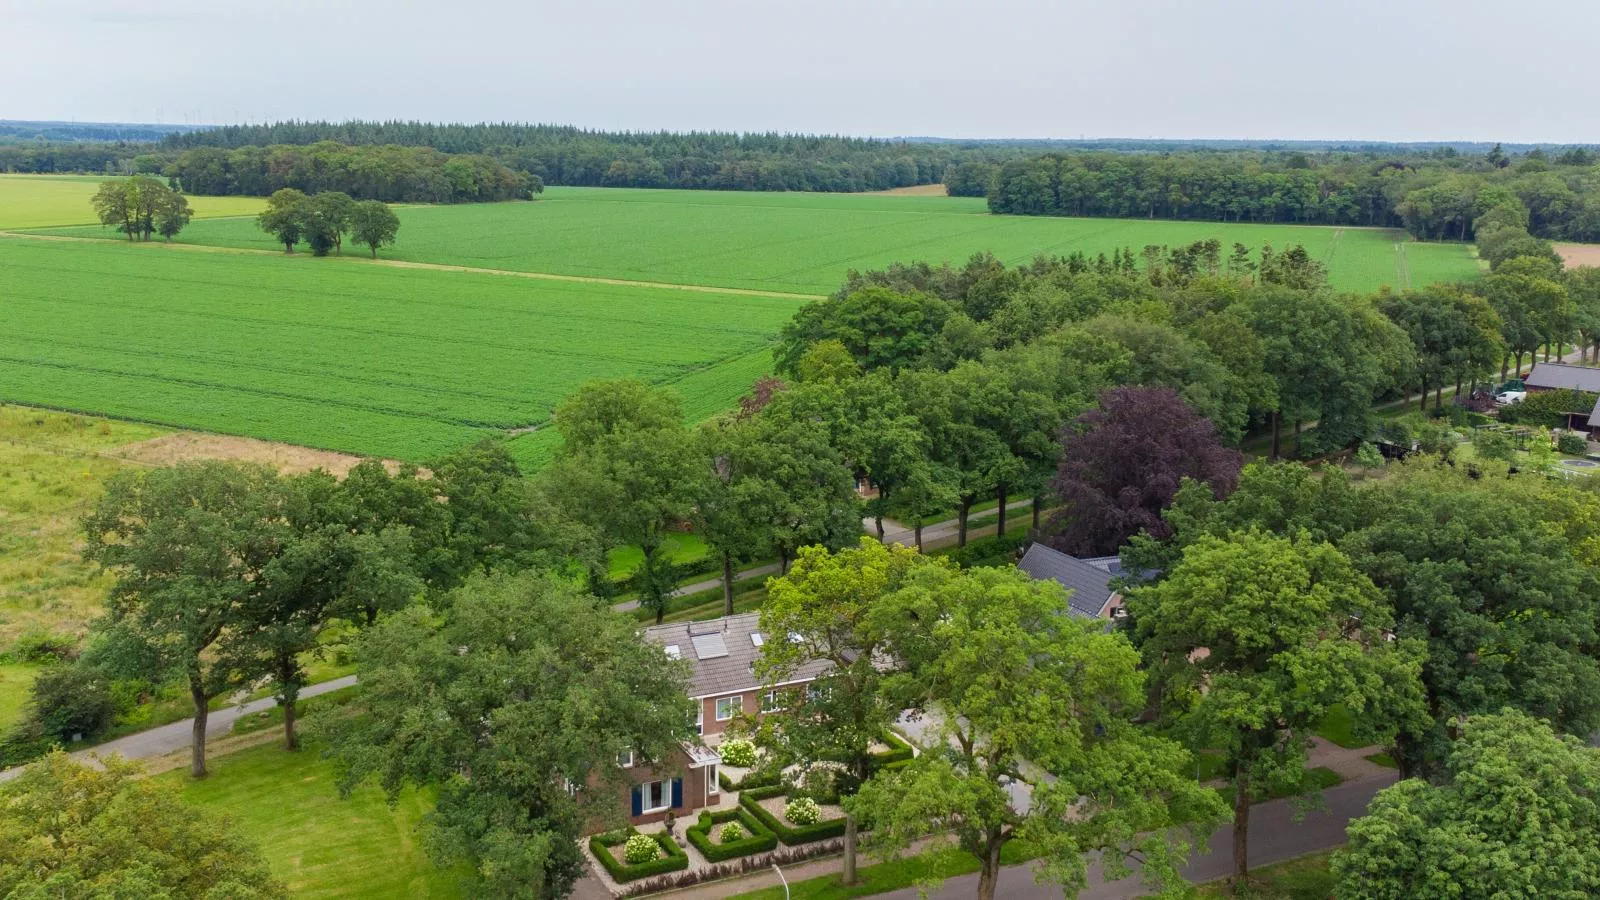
[
  {"x1": 588, "y1": 827, "x2": 689, "y2": 883},
  {"x1": 739, "y1": 785, "x2": 848, "y2": 845},
  {"x1": 685, "y1": 806, "x2": 778, "y2": 862}
]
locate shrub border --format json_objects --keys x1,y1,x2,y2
[
  {"x1": 588, "y1": 827, "x2": 689, "y2": 883},
  {"x1": 739, "y1": 785, "x2": 848, "y2": 845},
  {"x1": 684, "y1": 806, "x2": 779, "y2": 862}
]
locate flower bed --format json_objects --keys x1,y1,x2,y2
[
  {"x1": 739, "y1": 785, "x2": 848, "y2": 845},
  {"x1": 684, "y1": 806, "x2": 778, "y2": 862},
  {"x1": 588, "y1": 827, "x2": 689, "y2": 883}
]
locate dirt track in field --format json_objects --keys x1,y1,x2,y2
[
  {"x1": 1556, "y1": 243, "x2": 1600, "y2": 268},
  {"x1": 865, "y1": 183, "x2": 950, "y2": 197},
  {"x1": 111, "y1": 432, "x2": 404, "y2": 477},
  {"x1": 0, "y1": 230, "x2": 824, "y2": 301}
]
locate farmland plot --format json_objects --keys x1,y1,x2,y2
[
  {"x1": 0, "y1": 238, "x2": 801, "y2": 463},
  {"x1": 42, "y1": 186, "x2": 1481, "y2": 294}
]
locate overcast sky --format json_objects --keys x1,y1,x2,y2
[{"x1": 4, "y1": 0, "x2": 1597, "y2": 143}]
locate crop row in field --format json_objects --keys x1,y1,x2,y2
[
  {"x1": 36, "y1": 186, "x2": 1482, "y2": 294},
  {"x1": 0, "y1": 173, "x2": 264, "y2": 230},
  {"x1": 0, "y1": 237, "x2": 802, "y2": 462}
]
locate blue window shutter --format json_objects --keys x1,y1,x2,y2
[
  {"x1": 670, "y1": 777, "x2": 683, "y2": 809},
  {"x1": 630, "y1": 785, "x2": 642, "y2": 816}
]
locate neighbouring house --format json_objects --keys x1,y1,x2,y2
[
  {"x1": 613, "y1": 613, "x2": 831, "y2": 826},
  {"x1": 1522, "y1": 363, "x2": 1600, "y2": 432},
  {"x1": 1016, "y1": 543, "x2": 1127, "y2": 619}
]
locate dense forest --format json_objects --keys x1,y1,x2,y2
[
  {"x1": 160, "y1": 142, "x2": 533, "y2": 203},
  {"x1": 986, "y1": 149, "x2": 1600, "y2": 242}
]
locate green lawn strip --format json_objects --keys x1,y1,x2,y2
[
  {"x1": 231, "y1": 684, "x2": 361, "y2": 736},
  {"x1": 1190, "y1": 849, "x2": 1338, "y2": 899},
  {"x1": 1364, "y1": 752, "x2": 1398, "y2": 769},
  {"x1": 1214, "y1": 767, "x2": 1342, "y2": 810},
  {"x1": 164, "y1": 740, "x2": 469, "y2": 899},
  {"x1": 607, "y1": 532, "x2": 713, "y2": 580},
  {"x1": 727, "y1": 841, "x2": 1033, "y2": 900},
  {"x1": 0, "y1": 662, "x2": 41, "y2": 730},
  {"x1": 1313, "y1": 703, "x2": 1366, "y2": 749}
]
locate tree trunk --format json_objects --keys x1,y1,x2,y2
[
  {"x1": 721, "y1": 552, "x2": 735, "y2": 618},
  {"x1": 278, "y1": 654, "x2": 301, "y2": 752},
  {"x1": 189, "y1": 678, "x2": 209, "y2": 779},
  {"x1": 1515, "y1": 350, "x2": 1525, "y2": 374},
  {"x1": 1270, "y1": 411, "x2": 1282, "y2": 460},
  {"x1": 995, "y1": 484, "x2": 1008, "y2": 538},
  {"x1": 1293, "y1": 419, "x2": 1303, "y2": 457},
  {"x1": 914, "y1": 520, "x2": 924, "y2": 552},
  {"x1": 370, "y1": 245, "x2": 377, "y2": 259},
  {"x1": 873, "y1": 514, "x2": 885, "y2": 540},
  {"x1": 842, "y1": 814, "x2": 858, "y2": 885},
  {"x1": 1032, "y1": 495, "x2": 1042, "y2": 531},
  {"x1": 1232, "y1": 766, "x2": 1251, "y2": 882},
  {"x1": 1501, "y1": 354, "x2": 1509, "y2": 380},
  {"x1": 1435, "y1": 385, "x2": 1443, "y2": 409},
  {"x1": 976, "y1": 837, "x2": 1003, "y2": 900},
  {"x1": 957, "y1": 500, "x2": 971, "y2": 547}
]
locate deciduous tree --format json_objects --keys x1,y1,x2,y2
[
  {"x1": 350, "y1": 199, "x2": 400, "y2": 258},
  {"x1": 0, "y1": 753, "x2": 286, "y2": 899},
  {"x1": 1049, "y1": 386, "x2": 1242, "y2": 557},
  {"x1": 1333, "y1": 710, "x2": 1600, "y2": 899},
  {"x1": 258, "y1": 187, "x2": 310, "y2": 252},
  {"x1": 319, "y1": 573, "x2": 694, "y2": 899},
  {"x1": 851, "y1": 564, "x2": 1227, "y2": 900},
  {"x1": 1130, "y1": 531, "x2": 1426, "y2": 882}
]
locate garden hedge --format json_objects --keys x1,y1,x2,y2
[
  {"x1": 685, "y1": 807, "x2": 778, "y2": 862},
  {"x1": 719, "y1": 766, "x2": 782, "y2": 793},
  {"x1": 739, "y1": 785, "x2": 849, "y2": 845},
  {"x1": 588, "y1": 827, "x2": 689, "y2": 883}
]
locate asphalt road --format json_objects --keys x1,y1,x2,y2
[
  {"x1": 871, "y1": 774, "x2": 1395, "y2": 900},
  {"x1": 0, "y1": 674, "x2": 359, "y2": 782}
]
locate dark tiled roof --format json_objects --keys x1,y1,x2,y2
[
  {"x1": 1017, "y1": 543, "x2": 1115, "y2": 619},
  {"x1": 642, "y1": 612, "x2": 831, "y2": 699},
  {"x1": 1525, "y1": 363, "x2": 1600, "y2": 393}
]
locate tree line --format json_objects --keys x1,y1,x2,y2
[{"x1": 984, "y1": 146, "x2": 1600, "y2": 242}]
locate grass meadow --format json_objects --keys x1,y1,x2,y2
[
  {"x1": 0, "y1": 173, "x2": 263, "y2": 230},
  {"x1": 164, "y1": 742, "x2": 469, "y2": 899},
  {"x1": 35, "y1": 186, "x2": 1481, "y2": 295},
  {"x1": 0, "y1": 237, "x2": 803, "y2": 466}
]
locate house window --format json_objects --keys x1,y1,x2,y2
[
  {"x1": 617, "y1": 750, "x2": 635, "y2": 768},
  {"x1": 708, "y1": 765, "x2": 719, "y2": 794},
  {"x1": 761, "y1": 690, "x2": 785, "y2": 713},
  {"x1": 695, "y1": 703, "x2": 704, "y2": 735},
  {"x1": 640, "y1": 779, "x2": 671, "y2": 814},
  {"x1": 806, "y1": 682, "x2": 826, "y2": 702},
  {"x1": 715, "y1": 696, "x2": 742, "y2": 721}
]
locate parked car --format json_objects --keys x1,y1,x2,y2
[{"x1": 1497, "y1": 391, "x2": 1527, "y2": 405}]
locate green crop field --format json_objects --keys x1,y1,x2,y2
[
  {"x1": 36, "y1": 186, "x2": 1480, "y2": 294},
  {"x1": 0, "y1": 237, "x2": 802, "y2": 466},
  {"x1": 0, "y1": 173, "x2": 264, "y2": 230}
]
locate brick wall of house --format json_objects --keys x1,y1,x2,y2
[{"x1": 619, "y1": 749, "x2": 716, "y2": 827}]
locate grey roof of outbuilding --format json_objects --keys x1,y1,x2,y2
[
  {"x1": 1589, "y1": 396, "x2": 1600, "y2": 428},
  {"x1": 1525, "y1": 363, "x2": 1600, "y2": 393},
  {"x1": 642, "y1": 612, "x2": 832, "y2": 699},
  {"x1": 1017, "y1": 543, "x2": 1115, "y2": 619}
]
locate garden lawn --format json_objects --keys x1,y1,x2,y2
[
  {"x1": 1192, "y1": 850, "x2": 1337, "y2": 899},
  {"x1": 0, "y1": 405, "x2": 166, "y2": 647},
  {"x1": 0, "y1": 174, "x2": 263, "y2": 230},
  {"x1": 37, "y1": 186, "x2": 1481, "y2": 294},
  {"x1": 0, "y1": 237, "x2": 801, "y2": 466},
  {"x1": 165, "y1": 741, "x2": 467, "y2": 899},
  {"x1": 0, "y1": 662, "x2": 41, "y2": 731}
]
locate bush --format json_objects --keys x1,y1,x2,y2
[
  {"x1": 719, "y1": 765, "x2": 781, "y2": 793},
  {"x1": 1475, "y1": 429, "x2": 1517, "y2": 463},
  {"x1": 623, "y1": 833, "x2": 659, "y2": 865},
  {"x1": 1500, "y1": 389, "x2": 1598, "y2": 427},
  {"x1": 1560, "y1": 432, "x2": 1589, "y2": 455},
  {"x1": 784, "y1": 797, "x2": 822, "y2": 826},
  {"x1": 28, "y1": 664, "x2": 115, "y2": 743},
  {"x1": 868, "y1": 730, "x2": 916, "y2": 770},
  {"x1": 1354, "y1": 442, "x2": 1385, "y2": 469},
  {"x1": 588, "y1": 828, "x2": 689, "y2": 883},
  {"x1": 719, "y1": 738, "x2": 757, "y2": 768},
  {"x1": 9, "y1": 628, "x2": 77, "y2": 664},
  {"x1": 685, "y1": 808, "x2": 778, "y2": 862},
  {"x1": 739, "y1": 785, "x2": 848, "y2": 845}
]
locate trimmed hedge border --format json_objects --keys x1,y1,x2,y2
[
  {"x1": 869, "y1": 730, "x2": 915, "y2": 769},
  {"x1": 739, "y1": 785, "x2": 849, "y2": 845},
  {"x1": 588, "y1": 828, "x2": 689, "y2": 883},
  {"x1": 685, "y1": 806, "x2": 778, "y2": 862}
]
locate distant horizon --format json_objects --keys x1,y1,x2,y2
[{"x1": 3, "y1": 118, "x2": 1597, "y2": 150}]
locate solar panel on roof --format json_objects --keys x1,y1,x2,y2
[
  {"x1": 691, "y1": 632, "x2": 728, "y2": 660},
  {"x1": 664, "y1": 645, "x2": 681, "y2": 659}
]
